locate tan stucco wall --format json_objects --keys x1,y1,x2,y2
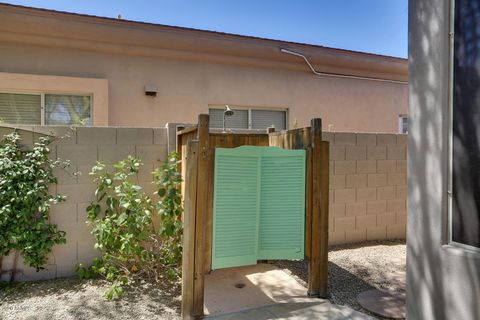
[
  {"x1": 0, "y1": 43, "x2": 407, "y2": 132},
  {"x1": 0, "y1": 4, "x2": 408, "y2": 133}
]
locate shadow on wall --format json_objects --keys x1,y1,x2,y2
[{"x1": 408, "y1": 0, "x2": 480, "y2": 319}]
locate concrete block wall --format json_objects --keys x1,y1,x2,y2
[
  {"x1": 322, "y1": 132, "x2": 407, "y2": 245},
  {"x1": 0, "y1": 126, "x2": 406, "y2": 280},
  {"x1": 0, "y1": 126, "x2": 168, "y2": 281}
]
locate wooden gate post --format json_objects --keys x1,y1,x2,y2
[
  {"x1": 181, "y1": 140, "x2": 199, "y2": 319},
  {"x1": 192, "y1": 114, "x2": 210, "y2": 318},
  {"x1": 318, "y1": 140, "x2": 329, "y2": 297},
  {"x1": 307, "y1": 118, "x2": 329, "y2": 298}
]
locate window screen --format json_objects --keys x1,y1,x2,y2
[
  {"x1": 209, "y1": 107, "x2": 287, "y2": 130},
  {"x1": 0, "y1": 93, "x2": 41, "y2": 125},
  {"x1": 399, "y1": 115, "x2": 408, "y2": 134},
  {"x1": 452, "y1": 0, "x2": 480, "y2": 248},
  {"x1": 45, "y1": 94, "x2": 91, "y2": 126},
  {"x1": 251, "y1": 109, "x2": 286, "y2": 130},
  {"x1": 209, "y1": 108, "x2": 248, "y2": 129}
]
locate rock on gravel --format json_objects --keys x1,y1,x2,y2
[
  {"x1": 275, "y1": 240, "x2": 406, "y2": 319},
  {"x1": 0, "y1": 278, "x2": 181, "y2": 320}
]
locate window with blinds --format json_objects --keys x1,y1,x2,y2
[
  {"x1": 251, "y1": 109, "x2": 287, "y2": 130},
  {"x1": 209, "y1": 106, "x2": 287, "y2": 130},
  {"x1": 209, "y1": 108, "x2": 249, "y2": 129},
  {"x1": 0, "y1": 92, "x2": 91, "y2": 126},
  {"x1": 45, "y1": 94, "x2": 91, "y2": 126},
  {"x1": 0, "y1": 93, "x2": 41, "y2": 125}
]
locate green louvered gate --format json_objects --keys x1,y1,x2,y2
[{"x1": 212, "y1": 146, "x2": 305, "y2": 270}]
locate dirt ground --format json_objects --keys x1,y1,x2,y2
[
  {"x1": 0, "y1": 240, "x2": 405, "y2": 320},
  {"x1": 0, "y1": 278, "x2": 181, "y2": 320}
]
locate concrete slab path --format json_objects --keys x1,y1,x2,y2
[
  {"x1": 205, "y1": 300, "x2": 375, "y2": 320},
  {"x1": 204, "y1": 263, "x2": 374, "y2": 319},
  {"x1": 204, "y1": 264, "x2": 309, "y2": 315},
  {"x1": 357, "y1": 289, "x2": 405, "y2": 319}
]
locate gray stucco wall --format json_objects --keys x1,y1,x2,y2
[{"x1": 408, "y1": 1, "x2": 480, "y2": 319}]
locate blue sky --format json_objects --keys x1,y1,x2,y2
[{"x1": 3, "y1": 0, "x2": 408, "y2": 58}]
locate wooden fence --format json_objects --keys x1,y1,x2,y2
[{"x1": 178, "y1": 114, "x2": 329, "y2": 319}]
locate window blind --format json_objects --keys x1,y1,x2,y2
[
  {"x1": 45, "y1": 94, "x2": 91, "y2": 126},
  {"x1": 209, "y1": 108, "x2": 249, "y2": 129},
  {"x1": 0, "y1": 93, "x2": 41, "y2": 125},
  {"x1": 251, "y1": 109, "x2": 286, "y2": 130}
]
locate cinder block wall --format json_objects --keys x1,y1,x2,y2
[
  {"x1": 322, "y1": 132, "x2": 407, "y2": 245},
  {"x1": 0, "y1": 127, "x2": 406, "y2": 281},
  {"x1": 0, "y1": 126, "x2": 168, "y2": 281}
]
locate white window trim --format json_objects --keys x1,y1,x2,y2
[
  {"x1": 398, "y1": 114, "x2": 408, "y2": 134},
  {"x1": 0, "y1": 90, "x2": 93, "y2": 126},
  {"x1": 208, "y1": 105, "x2": 289, "y2": 130}
]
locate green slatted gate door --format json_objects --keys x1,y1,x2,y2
[
  {"x1": 212, "y1": 147, "x2": 261, "y2": 269},
  {"x1": 258, "y1": 148, "x2": 305, "y2": 260},
  {"x1": 212, "y1": 146, "x2": 305, "y2": 270}
]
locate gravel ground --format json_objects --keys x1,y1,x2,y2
[
  {"x1": 0, "y1": 278, "x2": 181, "y2": 320},
  {"x1": 275, "y1": 240, "x2": 406, "y2": 319},
  {"x1": 0, "y1": 241, "x2": 404, "y2": 320}
]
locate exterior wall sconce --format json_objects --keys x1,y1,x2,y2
[{"x1": 144, "y1": 85, "x2": 157, "y2": 97}]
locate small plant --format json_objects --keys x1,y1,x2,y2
[
  {"x1": 78, "y1": 153, "x2": 183, "y2": 299},
  {"x1": 0, "y1": 131, "x2": 69, "y2": 276},
  {"x1": 154, "y1": 152, "x2": 183, "y2": 277}
]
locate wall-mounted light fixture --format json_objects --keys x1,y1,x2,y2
[{"x1": 144, "y1": 85, "x2": 157, "y2": 97}]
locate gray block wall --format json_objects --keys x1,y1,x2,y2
[
  {"x1": 323, "y1": 132, "x2": 407, "y2": 245},
  {"x1": 0, "y1": 126, "x2": 407, "y2": 281},
  {"x1": 0, "y1": 126, "x2": 168, "y2": 281}
]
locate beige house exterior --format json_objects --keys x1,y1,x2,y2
[{"x1": 0, "y1": 4, "x2": 407, "y2": 132}]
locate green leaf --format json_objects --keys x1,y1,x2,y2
[{"x1": 157, "y1": 188, "x2": 166, "y2": 197}]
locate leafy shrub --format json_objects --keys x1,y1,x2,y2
[
  {"x1": 0, "y1": 131, "x2": 69, "y2": 272},
  {"x1": 77, "y1": 153, "x2": 183, "y2": 299}
]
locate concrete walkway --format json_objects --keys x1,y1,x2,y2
[
  {"x1": 205, "y1": 300, "x2": 375, "y2": 320},
  {"x1": 203, "y1": 263, "x2": 374, "y2": 320}
]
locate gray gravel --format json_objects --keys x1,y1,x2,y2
[
  {"x1": 0, "y1": 241, "x2": 404, "y2": 320},
  {"x1": 275, "y1": 240, "x2": 406, "y2": 319},
  {"x1": 0, "y1": 278, "x2": 181, "y2": 320}
]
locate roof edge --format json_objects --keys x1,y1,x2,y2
[{"x1": 0, "y1": 2, "x2": 408, "y2": 81}]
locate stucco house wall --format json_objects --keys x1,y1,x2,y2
[
  {"x1": 0, "y1": 4, "x2": 408, "y2": 133},
  {"x1": 408, "y1": 0, "x2": 480, "y2": 319}
]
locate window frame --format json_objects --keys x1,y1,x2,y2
[
  {"x1": 208, "y1": 105, "x2": 289, "y2": 131},
  {"x1": 0, "y1": 90, "x2": 93, "y2": 126},
  {"x1": 447, "y1": 0, "x2": 480, "y2": 253}
]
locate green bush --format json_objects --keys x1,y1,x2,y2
[
  {"x1": 0, "y1": 131, "x2": 69, "y2": 272},
  {"x1": 77, "y1": 153, "x2": 183, "y2": 299}
]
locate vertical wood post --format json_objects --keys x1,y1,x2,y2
[
  {"x1": 319, "y1": 141, "x2": 330, "y2": 297},
  {"x1": 193, "y1": 114, "x2": 209, "y2": 318},
  {"x1": 204, "y1": 148, "x2": 215, "y2": 273},
  {"x1": 307, "y1": 118, "x2": 329, "y2": 298},
  {"x1": 181, "y1": 140, "x2": 199, "y2": 320}
]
